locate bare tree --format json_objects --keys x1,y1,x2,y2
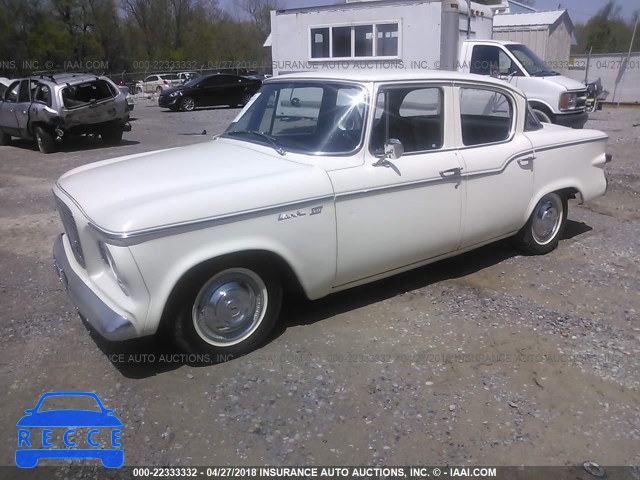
[{"x1": 239, "y1": 0, "x2": 280, "y2": 37}]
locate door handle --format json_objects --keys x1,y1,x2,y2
[
  {"x1": 439, "y1": 167, "x2": 463, "y2": 177},
  {"x1": 517, "y1": 156, "x2": 535, "y2": 166}
]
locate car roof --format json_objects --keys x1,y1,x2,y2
[
  {"x1": 266, "y1": 70, "x2": 525, "y2": 96},
  {"x1": 29, "y1": 73, "x2": 108, "y2": 85}
]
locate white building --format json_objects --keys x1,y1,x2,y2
[{"x1": 493, "y1": 10, "x2": 577, "y2": 72}]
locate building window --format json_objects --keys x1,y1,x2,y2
[
  {"x1": 311, "y1": 27, "x2": 330, "y2": 59},
  {"x1": 354, "y1": 25, "x2": 373, "y2": 57},
  {"x1": 310, "y1": 23, "x2": 399, "y2": 59},
  {"x1": 376, "y1": 23, "x2": 398, "y2": 57},
  {"x1": 332, "y1": 26, "x2": 352, "y2": 58}
]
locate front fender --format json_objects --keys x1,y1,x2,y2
[{"x1": 128, "y1": 201, "x2": 337, "y2": 336}]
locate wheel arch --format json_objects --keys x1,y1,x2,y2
[
  {"x1": 522, "y1": 185, "x2": 581, "y2": 225},
  {"x1": 155, "y1": 248, "x2": 306, "y2": 336},
  {"x1": 529, "y1": 101, "x2": 555, "y2": 122}
]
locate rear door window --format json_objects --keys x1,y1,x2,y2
[{"x1": 459, "y1": 88, "x2": 513, "y2": 146}]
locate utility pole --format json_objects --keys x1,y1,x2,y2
[{"x1": 614, "y1": 15, "x2": 638, "y2": 105}]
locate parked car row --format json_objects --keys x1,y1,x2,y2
[
  {"x1": 134, "y1": 71, "x2": 201, "y2": 94},
  {"x1": 0, "y1": 73, "x2": 131, "y2": 153}
]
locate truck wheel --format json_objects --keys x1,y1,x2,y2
[
  {"x1": 533, "y1": 109, "x2": 552, "y2": 123},
  {"x1": 102, "y1": 127, "x2": 124, "y2": 145},
  {"x1": 0, "y1": 130, "x2": 10, "y2": 145},
  {"x1": 35, "y1": 126, "x2": 55, "y2": 154},
  {"x1": 175, "y1": 261, "x2": 282, "y2": 361},
  {"x1": 515, "y1": 192, "x2": 568, "y2": 255}
]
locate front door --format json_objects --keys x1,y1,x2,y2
[
  {"x1": 329, "y1": 84, "x2": 464, "y2": 288},
  {"x1": 0, "y1": 81, "x2": 21, "y2": 136}
]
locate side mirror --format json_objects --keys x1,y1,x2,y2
[
  {"x1": 373, "y1": 138, "x2": 404, "y2": 168},
  {"x1": 384, "y1": 138, "x2": 404, "y2": 160}
]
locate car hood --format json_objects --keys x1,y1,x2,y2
[
  {"x1": 534, "y1": 74, "x2": 586, "y2": 91},
  {"x1": 16, "y1": 410, "x2": 123, "y2": 427},
  {"x1": 159, "y1": 86, "x2": 184, "y2": 96},
  {"x1": 55, "y1": 139, "x2": 334, "y2": 235}
]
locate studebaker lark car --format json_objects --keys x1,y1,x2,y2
[{"x1": 52, "y1": 71, "x2": 610, "y2": 359}]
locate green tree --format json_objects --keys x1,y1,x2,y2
[{"x1": 574, "y1": 1, "x2": 637, "y2": 54}]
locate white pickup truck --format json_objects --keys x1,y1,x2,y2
[{"x1": 455, "y1": 39, "x2": 587, "y2": 128}]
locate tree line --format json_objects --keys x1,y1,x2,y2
[
  {"x1": 0, "y1": 0, "x2": 638, "y2": 79},
  {"x1": 0, "y1": 0, "x2": 279, "y2": 78}
]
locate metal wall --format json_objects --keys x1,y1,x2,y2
[{"x1": 566, "y1": 52, "x2": 640, "y2": 104}]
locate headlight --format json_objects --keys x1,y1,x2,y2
[
  {"x1": 559, "y1": 92, "x2": 578, "y2": 111},
  {"x1": 169, "y1": 90, "x2": 183, "y2": 97},
  {"x1": 98, "y1": 242, "x2": 130, "y2": 296}
]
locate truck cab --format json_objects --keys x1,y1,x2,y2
[{"x1": 459, "y1": 39, "x2": 588, "y2": 128}]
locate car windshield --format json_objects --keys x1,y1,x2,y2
[
  {"x1": 506, "y1": 44, "x2": 558, "y2": 76},
  {"x1": 224, "y1": 81, "x2": 367, "y2": 155}
]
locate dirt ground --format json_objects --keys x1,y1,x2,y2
[{"x1": 0, "y1": 99, "x2": 638, "y2": 471}]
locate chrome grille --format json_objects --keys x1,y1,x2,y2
[
  {"x1": 55, "y1": 196, "x2": 86, "y2": 268},
  {"x1": 576, "y1": 89, "x2": 587, "y2": 110}
]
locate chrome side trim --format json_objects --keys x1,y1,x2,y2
[
  {"x1": 87, "y1": 194, "x2": 335, "y2": 246},
  {"x1": 336, "y1": 149, "x2": 535, "y2": 202},
  {"x1": 53, "y1": 235, "x2": 137, "y2": 341},
  {"x1": 534, "y1": 136, "x2": 608, "y2": 153}
]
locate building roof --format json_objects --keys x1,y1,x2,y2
[{"x1": 493, "y1": 10, "x2": 568, "y2": 28}]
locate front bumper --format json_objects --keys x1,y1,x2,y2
[
  {"x1": 158, "y1": 96, "x2": 180, "y2": 108},
  {"x1": 554, "y1": 111, "x2": 589, "y2": 129},
  {"x1": 53, "y1": 235, "x2": 137, "y2": 341}
]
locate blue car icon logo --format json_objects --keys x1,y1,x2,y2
[{"x1": 16, "y1": 391, "x2": 123, "y2": 468}]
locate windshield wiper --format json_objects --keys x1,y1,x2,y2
[{"x1": 225, "y1": 130, "x2": 286, "y2": 156}]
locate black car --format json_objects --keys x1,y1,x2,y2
[{"x1": 158, "y1": 73, "x2": 262, "y2": 112}]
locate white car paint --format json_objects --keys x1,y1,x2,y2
[{"x1": 52, "y1": 70, "x2": 608, "y2": 344}]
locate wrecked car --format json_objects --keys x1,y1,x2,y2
[{"x1": 0, "y1": 73, "x2": 131, "y2": 153}]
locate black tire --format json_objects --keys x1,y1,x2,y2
[
  {"x1": 174, "y1": 259, "x2": 282, "y2": 361},
  {"x1": 35, "y1": 126, "x2": 55, "y2": 154},
  {"x1": 0, "y1": 130, "x2": 10, "y2": 145},
  {"x1": 515, "y1": 192, "x2": 568, "y2": 255},
  {"x1": 179, "y1": 96, "x2": 196, "y2": 112},
  {"x1": 102, "y1": 127, "x2": 124, "y2": 145},
  {"x1": 533, "y1": 108, "x2": 552, "y2": 124}
]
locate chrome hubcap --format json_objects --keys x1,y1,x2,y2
[
  {"x1": 183, "y1": 98, "x2": 194, "y2": 110},
  {"x1": 532, "y1": 194, "x2": 562, "y2": 245},
  {"x1": 192, "y1": 268, "x2": 267, "y2": 346}
]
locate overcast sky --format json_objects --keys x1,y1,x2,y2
[{"x1": 223, "y1": 0, "x2": 639, "y2": 23}]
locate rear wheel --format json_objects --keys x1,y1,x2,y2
[
  {"x1": 175, "y1": 260, "x2": 282, "y2": 361},
  {"x1": 102, "y1": 127, "x2": 124, "y2": 145},
  {"x1": 0, "y1": 130, "x2": 10, "y2": 145},
  {"x1": 35, "y1": 126, "x2": 55, "y2": 154},
  {"x1": 515, "y1": 192, "x2": 568, "y2": 255}
]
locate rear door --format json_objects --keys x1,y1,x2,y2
[{"x1": 455, "y1": 84, "x2": 534, "y2": 249}]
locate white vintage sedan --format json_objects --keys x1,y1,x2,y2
[{"x1": 52, "y1": 71, "x2": 610, "y2": 359}]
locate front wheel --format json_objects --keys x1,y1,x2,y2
[
  {"x1": 175, "y1": 262, "x2": 282, "y2": 360},
  {"x1": 515, "y1": 192, "x2": 568, "y2": 255},
  {"x1": 179, "y1": 96, "x2": 196, "y2": 112}
]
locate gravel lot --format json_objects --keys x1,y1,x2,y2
[{"x1": 1, "y1": 98, "x2": 639, "y2": 470}]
